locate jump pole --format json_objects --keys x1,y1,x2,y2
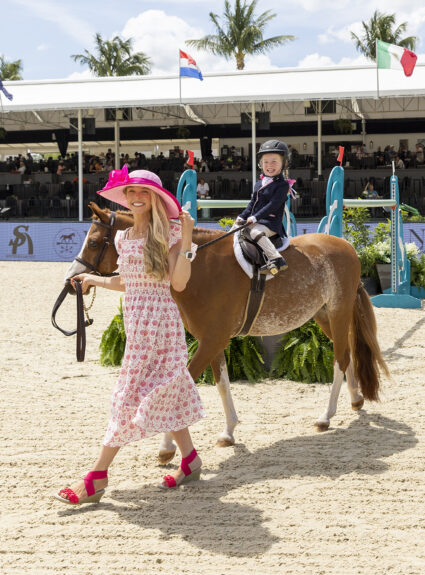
[
  {"x1": 318, "y1": 165, "x2": 421, "y2": 309},
  {"x1": 176, "y1": 170, "x2": 297, "y2": 237}
]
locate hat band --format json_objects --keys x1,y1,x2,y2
[{"x1": 122, "y1": 177, "x2": 164, "y2": 190}]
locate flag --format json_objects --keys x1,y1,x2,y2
[
  {"x1": 0, "y1": 77, "x2": 13, "y2": 101},
  {"x1": 179, "y1": 50, "x2": 203, "y2": 81},
  {"x1": 337, "y1": 146, "x2": 344, "y2": 164},
  {"x1": 186, "y1": 150, "x2": 194, "y2": 167},
  {"x1": 376, "y1": 40, "x2": 417, "y2": 77}
]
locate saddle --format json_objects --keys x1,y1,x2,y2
[
  {"x1": 235, "y1": 228, "x2": 283, "y2": 337},
  {"x1": 237, "y1": 228, "x2": 283, "y2": 268}
]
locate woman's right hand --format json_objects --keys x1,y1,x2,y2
[{"x1": 70, "y1": 273, "x2": 95, "y2": 294}]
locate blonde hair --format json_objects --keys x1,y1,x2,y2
[
  {"x1": 123, "y1": 187, "x2": 170, "y2": 281},
  {"x1": 143, "y1": 191, "x2": 170, "y2": 281}
]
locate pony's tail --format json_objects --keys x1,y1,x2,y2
[{"x1": 349, "y1": 285, "x2": 389, "y2": 401}]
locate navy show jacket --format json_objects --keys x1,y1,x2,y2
[{"x1": 239, "y1": 174, "x2": 289, "y2": 237}]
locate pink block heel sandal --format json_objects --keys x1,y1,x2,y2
[
  {"x1": 159, "y1": 448, "x2": 201, "y2": 490},
  {"x1": 54, "y1": 470, "x2": 108, "y2": 505}
]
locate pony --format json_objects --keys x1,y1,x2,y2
[{"x1": 65, "y1": 203, "x2": 389, "y2": 464}]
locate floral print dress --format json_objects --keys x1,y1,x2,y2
[{"x1": 103, "y1": 221, "x2": 205, "y2": 447}]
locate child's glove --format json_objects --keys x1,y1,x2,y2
[
  {"x1": 247, "y1": 216, "x2": 257, "y2": 224},
  {"x1": 235, "y1": 217, "x2": 246, "y2": 225}
]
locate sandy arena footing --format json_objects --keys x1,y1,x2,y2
[{"x1": 0, "y1": 261, "x2": 424, "y2": 575}]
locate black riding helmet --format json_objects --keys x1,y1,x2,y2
[{"x1": 257, "y1": 139, "x2": 289, "y2": 159}]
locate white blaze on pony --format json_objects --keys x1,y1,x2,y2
[
  {"x1": 65, "y1": 204, "x2": 389, "y2": 461},
  {"x1": 65, "y1": 233, "x2": 90, "y2": 280}
]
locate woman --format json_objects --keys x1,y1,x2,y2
[{"x1": 54, "y1": 168, "x2": 205, "y2": 505}]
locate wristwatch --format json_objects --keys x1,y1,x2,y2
[{"x1": 179, "y1": 250, "x2": 194, "y2": 261}]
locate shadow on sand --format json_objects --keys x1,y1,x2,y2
[{"x1": 58, "y1": 411, "x2": 417, "y2": 557}]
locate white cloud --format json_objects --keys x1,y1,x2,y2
[
  {"x1": 36, "y1": 43, "x2": 48, "y2": 52},
  {"x1": 121, "y1": 10, "x2": 275, "y2": 75},
  {"x1": 66, "y1": 69, "x2": 96, "y2": 80},
  {"x1": 11, "y1": 0, "x2": 95, "y2": 46},
  {"x1": 297, "y1": 52, "x2": 369, "y2": 68},
  {"x1": 287, "y1": 0, "x2": 350, "y2": 12},
  {"x1": 318, "y1": 21, "x2": 364, "y2": 46}
]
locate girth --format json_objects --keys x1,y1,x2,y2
[
  {"x1": 234, "y1": 228, "x2": 277, "y2": 336},
  {"x1": 235, "y1": 266, "x2": 266, "y2": 337}
]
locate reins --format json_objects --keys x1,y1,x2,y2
[
  {"x1": 196, "y1": 222, "x2": 249, "y2": 251},
  {"x1": 51, "y1": 211, "x2": 117, "y2": 362},
  {"x1": 51, "y1": 279, "x2": 93, "y2": 362}
]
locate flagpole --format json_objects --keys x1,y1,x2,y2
[
  {"x1": 178, "y1": 50, "x2": 182, "y2": 104},
  {"x1": 376, "y1": 39, "x2": 380, "y2": 99}
]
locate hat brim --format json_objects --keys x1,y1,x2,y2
[{"x1": 97, "y1": 182, "x2": 181, "y2": 219}]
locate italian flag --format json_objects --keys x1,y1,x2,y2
[{"x1": 376, "y1": 40, "x2": 417, "y2": 77}]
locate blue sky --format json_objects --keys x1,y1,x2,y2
[{"x1": 2, "y1": 0, "x2": 425, "y2": 80}]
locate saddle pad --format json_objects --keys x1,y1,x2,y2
[{"x1": 233, "y1": 232, "x2": 290, "y2": 280}]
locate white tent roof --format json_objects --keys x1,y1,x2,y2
[{"x1": 2, "y1": 64, "x2": 425, "y2": 113}]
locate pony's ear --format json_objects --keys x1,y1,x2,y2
[{"x1": 88, "y1": 201, "x2": 109, "y2": 222}]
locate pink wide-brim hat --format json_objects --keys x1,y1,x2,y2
[{"x1": 97, "y1": 166, "x2": 181, "y2": 219}]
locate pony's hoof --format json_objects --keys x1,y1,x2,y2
[
  {"x1": 157, "y1": 450, "x2": 176, "y2": 465},
  {"x1": 314, "y1": 421, "x2": 330, "y2": 432},
  {"x1": 216, "y1": 437, "x2": 235, "y2": 448},
  {"x1": 351, "y1": 398, "x2": 364, "y2": 411}
]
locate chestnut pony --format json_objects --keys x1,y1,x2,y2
[{"x1": 65, "y1": 203, "x2": 388, "y2": 464}]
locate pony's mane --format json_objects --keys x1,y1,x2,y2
[
  {"x1": 192, "y1": 226, "x2": 226, "y2": 246},
  {"x1": 91, "y1": 206, "x2": 134, "y2": 225}
]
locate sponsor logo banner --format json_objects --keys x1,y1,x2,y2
[
  {"x1": 1, "y1": 221, "x2": 425, "y2": 262},
  {"x1": 1, "y1": 222, "x2": 91, "y2": 261}
]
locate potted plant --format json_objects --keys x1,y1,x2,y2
[
  {"x1": 343, "y1": 205, "x2": 380, "y2": 294},
  {"x1": 410, "y1": 253, "x2": 425, "y2": 298}
]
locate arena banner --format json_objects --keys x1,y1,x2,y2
[
  {"x1": 0, "y1": 222, "x2": 91, "y2": 262},
  {"x1": 1, "y1": 221, "x2": 425, "y2": 262}
]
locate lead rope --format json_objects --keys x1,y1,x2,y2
[{"x1": 82, "y1": 286, "x2": 96, "y2": 323}]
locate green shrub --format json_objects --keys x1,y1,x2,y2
[
  {"x1": 270, "y1": 321, "x2": 334, "y2": 383},
  {"x1": 410, "y1": 253, "x2": 425, "y2": 288},
  {"x1": 100, "y1": 305, "x2": 333, "y2": 384},
  {"x1": 218, "y1": 217, "x2": 235, "y2": 230},
  {"x1": 186, "y1": 330, "x2": 267, "y2": 384},
  {"x1": 343, "y1": 205, "x2": 371, "y2": 250},
  {"x1": 373, "y1": 220, "x2": 390, "y2": 242},
  {"x1": 99, "y1": 298, "x2": 126, "y2": 366}
]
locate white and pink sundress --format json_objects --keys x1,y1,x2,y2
[{"x1": 103, "y1": 221, "x2": 205, "y2": 447}]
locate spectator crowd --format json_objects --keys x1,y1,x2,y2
[{"x1": 2, "y1": 142, "x2": 425, "y2": 177}]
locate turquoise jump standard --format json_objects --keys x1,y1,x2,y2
[{"x1": 317, "y1": 166, "x2": 421, "y2": 309}]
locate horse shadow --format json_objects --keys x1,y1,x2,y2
[{"x1": 60, "y1": 412, "x2": 417, "y2": 557}]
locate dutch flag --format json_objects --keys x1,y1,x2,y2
[{"x1": 179, "y1": 50, "x2": 203, "y2": 81}]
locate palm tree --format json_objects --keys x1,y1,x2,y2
[
  {"x1": 186, "y1": 0, "x2": 295, "y2": 70},
  {"x1": 351, "y1": 10, "x2": 417, "y2": 61},
  {"x1": 72, "y1": 33, "x2": 151, "y2": 76},
  {"x1": 0, "y1": 55, "x2": 23, "y2": 80}
]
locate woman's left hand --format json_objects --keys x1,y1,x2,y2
[{"x1": 179, "y1": 209, "x2": 194, "y2": 236}]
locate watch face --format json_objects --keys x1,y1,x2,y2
[{"x1": 186, "y1": 251, "x2": 193, "y2": 260}]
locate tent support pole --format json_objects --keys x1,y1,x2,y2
[
  {"x1": 114, "y1": 119, "x2": 120, "y2": 169},
  {"x1": 251, "y1": 102, "x2": 256, "y2": 191},
  {"x1": 317, "y1": 102, "x2": 322, "y2": 177},
  {"x1": 78, "y1": 109, "x2": 83, "y2": 222}
]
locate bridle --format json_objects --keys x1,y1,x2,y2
[
  {"x1": 74, "y1": 211, "x2": 117, "y2": 275},
  {"x1": 51, "y1": 211, "x2": 118, "y2": 362}
]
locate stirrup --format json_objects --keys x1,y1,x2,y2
[{"x1": 261, "y1": 256, "x2": 288, "y2": 275}]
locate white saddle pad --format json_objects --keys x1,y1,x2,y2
[{"x1": 233, "y1": 232, "x2": 290, "y2": 280}]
